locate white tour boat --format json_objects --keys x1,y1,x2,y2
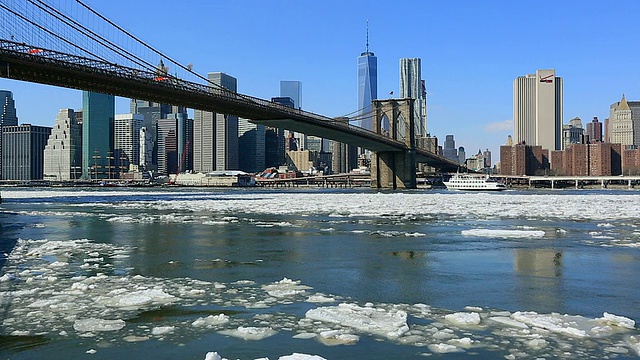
[{"x1": 443, "y1": 173, "x2": 507, "y2": 191}]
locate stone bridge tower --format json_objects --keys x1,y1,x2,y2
[{"x1": 370, "y1": 98, "x2": 416, "y2": 189}]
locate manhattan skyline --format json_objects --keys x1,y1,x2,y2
[{"x1": 0, "y1": 0, "x2": 639, "y2": 159}]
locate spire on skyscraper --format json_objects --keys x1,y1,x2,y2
[
  {"x1": 366, "y1": 19, "x2": 369, "y2": 53},
  {"x1": 362, "y1": 20, "x2": 374, "y2": 56}
]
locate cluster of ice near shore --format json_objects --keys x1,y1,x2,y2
[
  {"x1": 1, "y1": 238, "x2": 639, "y2": 358},
  {"x1": 5, "y1": 190, "x2": 640, "y2": 222}
]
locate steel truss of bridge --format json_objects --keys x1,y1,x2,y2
[{"x1": 0, "y1": 39, "x2": 458, "y2": 171}]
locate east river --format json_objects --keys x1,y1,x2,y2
[{"x1": 1, "y1": 187, "x2": 640, "y2": 359}]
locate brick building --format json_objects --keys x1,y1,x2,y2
[
  {"x1": 551, "y1": 143, "x2": 622, "y2": 176},
  {"x1": 500, "y1": 143, "x2": 549, "y2": 175}
]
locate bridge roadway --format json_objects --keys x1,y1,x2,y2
[{"x1": 0, "y1": 40, "x2": 458, "y2": 171}]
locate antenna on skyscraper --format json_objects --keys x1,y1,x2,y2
[{"x1": 366, "y1": 19, "x2": 370, "y2": 53}]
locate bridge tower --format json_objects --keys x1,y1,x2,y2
[{"x1": 370, "y1": 98, "x2": 416, "y2": 189}]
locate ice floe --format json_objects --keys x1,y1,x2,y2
[
  {"x1": 305, "y1": 303, "x2": 410, "y2": 339},
  {"x1": 218, "y1": 326, "x2": 277, "y2": 340},
  {"x1": 461, "y1": 228, "x2": 545, "y2": 238}
]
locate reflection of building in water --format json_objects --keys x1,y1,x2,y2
[{"x1": 514, "y1": 249, "x2": 563, "y2": 312}]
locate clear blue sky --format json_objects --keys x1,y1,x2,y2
[{"x1": 2, "y1": 0, "x2": 639, "y2": 161}]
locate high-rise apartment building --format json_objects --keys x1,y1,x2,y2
[
  {"x1": 586, "y1": 117, "x2": 603, "y2": 143},
  {"x1": 113, "y1": 113, "x2": 143, "y2": 173},
  {"x1": 82, "y1": 91, "x2": 114, "y2": 179},
  {"x1": 513, "y1": 69, "x2": 563, "y2": 151},
  {"x1": 399, "y1": 58, "x2": 427, "y2": 137},
  {"x1": 356, "y1": 26, "x2": 377, "y2": 130},
  {"x1": 193, "y1": 72, "x2": 238, "y2": 172},
  {"x1": 43, "y1": 109, "x2": 82, "y2": 181},
  {"x1": 2, "y1": 124, "x2": 51, "y2": 180}
]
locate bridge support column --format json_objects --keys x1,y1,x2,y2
[
  {"x1": 370, "y1": 98, "x2": 416, "y2": 189},
  {"x1": 371, "y1": 150, "x2": 416, "y2": 189}
]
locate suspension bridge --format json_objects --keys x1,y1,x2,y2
[{"x1": 0, "y1": 0, "x2": 460, "y2": 188}]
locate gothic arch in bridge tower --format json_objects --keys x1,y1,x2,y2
[{"x1": 370, "y1": 98, "x2": 417, "y2": 189}]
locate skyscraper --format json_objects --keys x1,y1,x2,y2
[
  {"x1": 443, "y1": 135, "x2": 458, "y2": 162},
  {"x1": 586, "y1": 117, "x2": 603, "y2": 143},
  {"x1": 2, "y1": 124, "x2": 51, "y2": 180},
  {"x1": 280, "y1": 81, "x2": 306, "y2": 149},
  {"x1": 43, "y1": 109, "x2": 82, "y2": 181},
  {"x1": 356, "y1": 23, "x2": 377, "y2": 130},
  {"x1": 113, "y1": 113, "x2": 143, "y2": 173},
  {"x1": 0, "y1": 90, "x2": 18, "y2": 180},
  {"x1": 280, "y1": 81, "x2": 301, "y2": 109},
  {"x1": 399, "y1": 58, "x2": 427, "y2": 137},
  {"x1": 193, "y1": 72, "x2": 238, "y2": 172},
  {"x1": 562, "y1": 117, "x2": 584, "y2": 150},
  {"x1": 513, "y1": 69, "x2": 563, "y2": 151},
  {"x1": 130, "y1": 99, "x2": 185, "y2": 171},
  {"x1": 157, "y1": 117, "x2": 178, "y2": 175},
  {"x1": 609, "y1": 95, "x2": 633, "y2": 146},
  {"x1": 82, "y1": 91, "x2": 114, "y2": 179},
  {"x1": 0, "y1": 90, "x2": 18, "y2": 126},
  {"x1": 238, "y1": 118, "x2": 265, "y2": 173}
]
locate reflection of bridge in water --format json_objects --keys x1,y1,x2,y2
[{"x1": 0, "y1": 1, "x2": 460, "y2": 189}]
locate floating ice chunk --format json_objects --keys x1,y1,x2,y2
[
  {"x1": 11, "y1": 330, "x2": 30, "y2": 336},
  {"x1": 447, "y1": 337, "x2": 475, "y2": 348},
  {"x1": 488, "y1": 316, "x2": 529, "y2": 329},
  {"x1": 599, "y1": 312, "x2": 635, "y2": 329},
  {"x1": 464, "y1": 306, "x2": 483, "y2": 312},
  {"x1": 218, "y1": 326, "x2": 277, "y2": 340},
  {"x1": 204, "y1": 352, "x2": 224, "y2": 360},
  {"x1": 123, "y1": 335, "x2": 149, "y2": 342},
  {"x1": 86, "y1": 349, "x2": 97, "y2": 354},
  {"x1": 444, "y1": 312, "x2": 481, "y2": 326},
  {"x1": 28, "y1": 299, "x2": 60, "y2": 308},
  {"x1": 279, "y1": 353, "x2": 327, "y2": 360},
  {"x1": 305, "y1": 303, "x2": 409, "y2": 339},
  {"x1": 597, "y1": 223, "x2": 614, "y2": 228},
  {"x1": 461, "y1": 229, "x2": 545, "y2": 238},
  {"x1": 151, "y1": 326, "x2": 175, "y2": 336},
  {"x1": 74, "y1": 318, "x2": 126, "y2": 332},
  {"x1": 427, "y1": 343, "x2": 463, "y2": 353},
  {"x1": 192, "y1": 314, "x2": 230, "y2": 328},
  {"x1": 526, "y1": 338, "x2": 547, "y2": 350},
  {"x1": 318, "y1": 330, "x2": 359, "y2": 345},
  {"x1": 511, "y1": 312, "x2": 588, "y2": 337},
  {"x1": 405, "y1": 232, "x2": 425, "y2": 237},
  {"x1": 292, "y1": 332, "x2": 317, "y2": 339},
  {"x1": 626, "y1": 335, "x2": 640, "y2": 356},
  {"x1": 97, "y1": 288, "x2": 178, "y2": 308},
  {"x1": 49, "y1": 261, "x2": 68, "y2": 268},
  {"x1": 433, "y1": 330, "x2": 455, "y2": 340},
  {"x1": 306, "y1": 294, "x2": 336, "y2": 303},
  {"x1": 0, "y1": 273, "x2": 14, "y2": 281},
  {"x1": 262, "y1": 278, "x2": 312, "y2": 298}
]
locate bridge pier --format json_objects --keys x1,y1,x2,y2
[
  {"x1": 370, "y1": 98, "x2": 417, "y2": 189},
  {"x1": 371, "y1": 150, "x2": 416, "y2": 189}
]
